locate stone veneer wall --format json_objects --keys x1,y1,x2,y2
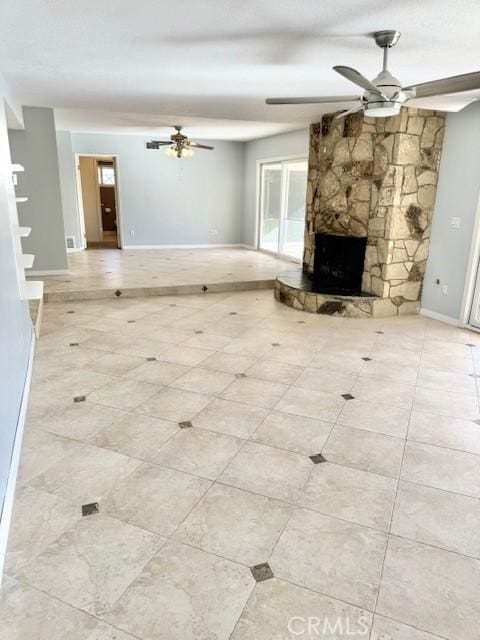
[{"x1": 303, "y1": 107, "x2": 445, "y2": 315}]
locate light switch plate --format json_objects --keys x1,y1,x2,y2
[{"x1": 450, "y1": 217, "x2": 461, "y2": 229}]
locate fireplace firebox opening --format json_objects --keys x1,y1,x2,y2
[{"x1": 313, "y1": 233, "x2": 367, "y2": 296}]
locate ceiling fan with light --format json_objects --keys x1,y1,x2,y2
[
  {"x1": 266, "y1": 30, "x2": 480, "y2": 118},
  {"x1": 146, "y1": 126, "x2": 214, "y2": 157}
]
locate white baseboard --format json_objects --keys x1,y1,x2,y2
[
  {"x1": 66, "y1": 247, "x2": 84, "y2": 253},
  {"x1": 122, "y1": 243, "x2": 248, "y2": 250},
  {"x1": 28, "y1": 269, "x2": 68, "y2": 276},
  {"x1": 420, "y1": 307, "x2": 459, "y2": 326},
  {"x1": 0, "y1": 330, "x2": 36, "y2": 584}
]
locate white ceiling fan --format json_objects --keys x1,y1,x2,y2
[{"x1": 266, "y1": 30, "x2": 480, "y2": 118}]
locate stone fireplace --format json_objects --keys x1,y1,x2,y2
[{"x1": 274, "y1": 107, "x2": 445, "y2": 317}]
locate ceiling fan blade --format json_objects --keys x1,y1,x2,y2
[
  {"x1": 406, "y1": 94, "x2": 477, "y2": 112},
  {"x1": 335, "y1": 103, "x2": 365, "y2": 119},
  {"x1": 404, "y1": 70, "x2": 480, "y2": 98},
  {"x1": 189, "y1": 142, "x2": 215, "y2": 150},
  {"x1": 266, "y1": 95, "x2": 360, "y2": 105},
  {"x1": 146, "y1": 141, "x2": 171, "y2": 149},
  {"x1": 333, "y1": 65, "x2": 387, "y2": 99}
]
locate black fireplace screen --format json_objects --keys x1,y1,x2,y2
[{"x1": 313, "y1": 233, "x2": 367, "y2": 296}]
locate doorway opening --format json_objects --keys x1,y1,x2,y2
[
  {"x1": 76, "y1": 155, "x2": 121, "y2": 249},
  {"x1": 258, "y1": 157, "x2": 308, "y2": 261}
]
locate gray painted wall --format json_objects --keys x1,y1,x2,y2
[
  {"x1": 243, "y1": 128, "x2": 309, "y2": 246},
  {"x1": 422, "y1": 103, "x2": 480, "y2": 320},
  {"x1": 57, "y1": 130, "x2": 82, "y2": 249},
  {"x1": 8, "y1": 107, "x2": 67, "y2": 272},
  {"x1": 0, "y1": 95, "x2": 32, "y2": 518},
  {"x1": 66, "y1": 132, "x2": 245, "y2": 246}
]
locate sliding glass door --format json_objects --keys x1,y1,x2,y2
[{"x1": 259, "y1": 158, "x2": 308, "y2": 260}]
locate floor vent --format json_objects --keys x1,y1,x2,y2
[{"x1": 65, "y1": 236, "x2": 76, "y2": 250}]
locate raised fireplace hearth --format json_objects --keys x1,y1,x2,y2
[{"x1": 275, "y1": 107, "x2": 445, "y2": 318}]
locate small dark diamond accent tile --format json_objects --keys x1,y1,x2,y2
[
  {"x1": 341, "y1": 393, "x2": 355, "y2": 401},
  {"x1": 271, "y1": 343, "x2": 280, "y2": 347},
  {"x1": 202, "y1": 285, "x2": 208, "y2": 292},
  {"x1": 297, "y1": 320, "x2": 306, "y2": 324},
  {"x1": 229, "y1": 312, "x2": 237, "y2": 315},
  {"x1": 361, "y1": 357, "x2": 372, "y2": 362},
  {"x1": 64, "y1": 280, "x2": 71, "y2": 283},
  {"x1": 169, "y1": 304, "x2": 177, "y2": 307},
  {"x1": 466, "y1": 343, "x2": 476, "y2": 347},
  {"x1": 67, "y1": 310, "x2": 75, "y2": 314},
  {"x1": 179, "y1": 421, "x2": 193, "y2": 429},
  {"x1": 250, "y1": 563, "x2": 274, "y2": 582},
  {"x1": 115, "y1": 290, "x2": 122, "y2": 297},
  {"x1": 146, "y1": 357, "x2": 157, "y2": 362},
  {"x1": 127, "y1": 320, "x2": 136, "y2": 323},
  {"x1": 195, "y1": 330, "x2": 203, "y2": 334},
  {"x1": 235, "y1": 373, "x2": 246, "y2": 378},
  {"x1": 82, "y1": 502, "x2": 99, "y2": 517},
  {"x1": 69, "y1": 342, "x2": 79, "y2": 347},
  {"x1": 310, "y1": 453, "x2": 327, "y2": 464},
  {"x1": 73, "y1": 395, "x2": 86, "y2": 403},
  {"x1": 375, "y1": 330, "x2": 384, "y2": 334}
]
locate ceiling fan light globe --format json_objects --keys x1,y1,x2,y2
[
  {"x1": 165, "y1": 147, "x2": 176, "y2": 157},
  {"x1": 364, "y1": 101, "x2": 401, "y2": 118}
]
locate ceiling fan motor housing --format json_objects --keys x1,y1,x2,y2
[{"x1": 364, "y1": 69, "x2": 405, "y2": 117}]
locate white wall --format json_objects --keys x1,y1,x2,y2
[
  {"x1": 242, "y1": 128, "x2": 309, "y2": 246},
  {"x1": 422, "y1": 103, "x2": 480, "y2": 322},
  {"x1": 61, "y1": 132, "x2": 245, "y2": 247}
]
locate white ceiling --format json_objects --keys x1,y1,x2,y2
[{"x1": 2, "y1": 0, "x2": 480, "y2": 140}]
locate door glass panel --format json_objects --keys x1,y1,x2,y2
[
  {"x1": 260, "y1": 163, "x2": 282, "y2": 253},
  {"x1": 282, "y1": 160, "x2": 308, "y2": 260}
]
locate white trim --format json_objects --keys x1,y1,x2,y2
[
  {"x1": 420, "y1": 307, "x2": 459, "y2": 326},
  {"x1": 29, "y1": 269, "x2": 68, "y2": 276},
  {"x1": 122, "y1": 243, "x2": 248, "y2": 250},
  {"x1": 0, "y1": 331, "x2": 35, "y2": 584},
  {"x1": 459, "y1": 190, "x2": 480, "y2": 325},
  {"x1": 66, "y1": 247, "x2": 84, "y2": 253}
]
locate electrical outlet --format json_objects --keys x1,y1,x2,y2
[
  {"x1": 450, "y1": 217, "x2": 461, "y2": 229},
  {"x1": 130, "y1": 229, "x2": 135, "y2": 236},
  {"x1": 442, "y1": 284, "x2": 449, "y2": 295},
  {"x1": 210, "y1": 228, "x2": 218, "y2": 238}
]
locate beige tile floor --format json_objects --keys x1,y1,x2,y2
[
  {"x1": 34, "y1": 247, "x2": 296, "y2": 300},
  {"x1": 3, "y1": 289, "x2": 480, "y2": 639}
]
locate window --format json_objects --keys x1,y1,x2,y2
[
  {"x1": 259, "y1": 158, "x2": 308, "y2": 260},
  {"x1": 97, "y1": 163, "x2": 115, "y2": 186}
]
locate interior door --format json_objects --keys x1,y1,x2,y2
[
  {"x1": 469, "y1": 262, "x2": 480, "y2": 328},
  {"x1": 259, "y1": 159, "x2": 307, "y2": 260}
]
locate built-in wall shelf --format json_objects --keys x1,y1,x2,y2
[
  {"x1": 15, "y1": 226, "x2": 31, "y2": 237},
  {"x1": 20, "y1": 280, "x2": 43, "y2": 301},
  {"x1": 15, "y1": 197, "x2": 28, "y2": 203},
  {"x1": 19, "y1": 254, "x2": 34, "y2": 269},
  {"x1": 11, "y1": 164, "x2": 24, "y2": 173}
]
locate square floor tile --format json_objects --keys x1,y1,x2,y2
[
  {"x1": 86, "y1": 622, "x2": 139, "y2": 639},
  {"x1": 351, "y1": 378, "x2": 415, "y2": 410},
  {"x1": 219, "y1": 441, "x2": 312, "y2": 503},
  {"x1": 169, "y1": 367, "x2": 235, "y2": 395},
  {"x1": 323, "y1": 425, "x2": 404, "y2": 477},
  {"x1": 401, "y1": 441, "x2": 480, "y2": 497},
  {"x1": 295, "y1": 366, "x2": 357, "y2": 395},
  {"x1": 276, "y1": 386, "x2": 345, "y2": 422},
  {"x1": 102, "y1": 462, "x2": 211, "y2": 535},
  {"x1": 192, "y1": 398, "x2": 268, "y2": 438},
  {"x1": 0, "y1": 578, "x2": 98, "y2": 640},
  {"x1": 244, "y1": 359, "x2": 303, "y2": 385},
  {"x1": 391, "y1": 481, "x2": 480, "y2": 557},
  {"x1": 151, "y1": 427, "x2": 243, "y2": 480},
  {"x1": 416, "y1": 366, "x2": 477, "y2": 395},
  {"x1": 103, "y1": 540, "x2": 254, "y2": 640},
  {"x1": 30, "y1": 443, "x2": 141, "y2": 503},
  {"x1": 5, "y1": 486, "x2": 80, "y2": 575},
  {"x1": 377, "y1": 536, "x2": 480, "y2": 639},
  {"x1": 201, "y1": 352, "x2": 256, "y2": 375},
  {"x1": 413, "y1": 387, "x2": 480, "y2": 420},
  {"x1": 230, "y1": 578, "x2": 372, "y2": 640},
  {"x1": 160, "y1": 345, "x2": 214, "y2": 366},
  {"x1": 85, "y1": 351, "x2": 145, "y2": 377},
  {"x1": 371, "y1": 615, "x2": 444, "y2": 640},
  {"x1": 88, "y1": 378, "x2": 161, "y2": 411},
  {"x1": 17, "y1": 429, "x2": 81, "y2": 485},
  {"x1": 270, "y1": 508, "x2": 387, "y2": 610},
  {"x1": 16, "y1": 515, "x2": 162, "y2": 616},
  {"x1": 408, "y1": 410, "x2": 480, "y2": 455},
  {"x1": 221, "y1": 377, "x2": 289, "y2": 409},
  {"x1": 299, "y1": 463, "x2": 396, "y2": 531},
  {"x1": 123, "y1": 360, "x2": 189, "y2": 385},
  {"x1": 174, "y1": 483, "x2": 291, "y2": 565},
  {"x1": 91, "y1": 413, "x2": 178, "y2": 460},
  {"x1": 337, "y1": 399, "x2": 410, "y2": 438},
  {"x1": 136, "y1": 387, "x2": 211, "y2": 423},
  {"x1": 251, "y1": 411, "x2": 332, "y2": 456}
]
